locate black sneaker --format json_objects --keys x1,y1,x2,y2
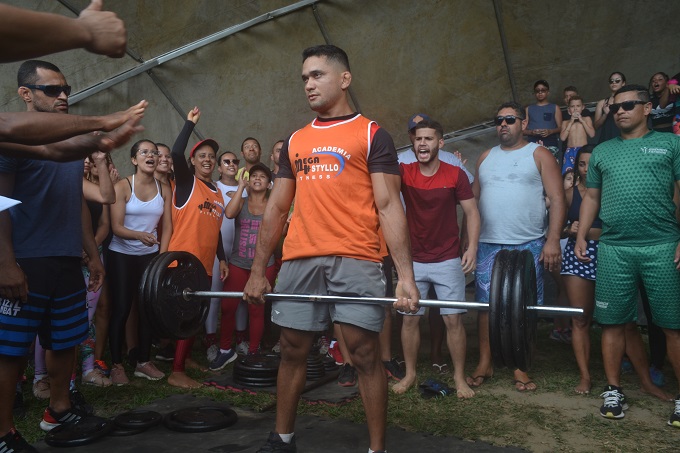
[
  {"x1": 256, "y1": 432, "x2": 297, "y2": 452},
  {"x1": 383, "y1": 358, "x2": 405, "y2": 381},
  {"x1": 155, "y1": 344, "x2": 175, "y2": 362},
  {"x1": 209, "y1": 349, "x2": 237, "y2": 371},
  {"x1": 338, "y1": 363, "x2": 357, "y2": 387},
  {"x1": 13, "y1": 390, "x2": 26, "y2": 420},
  {"x1": 668, "y1": 395, "x2": 680, "y2": 428},
  {"x1": 70, "y1": 388, "x2": 94, "y2": 415},
  {"x1": 40, "y1": 405, "x2": 88, "y2": 431},
  {"x1": 0, "y1": 428, "x2": 38, "y2": 452},
  {"x1": 599, "y1": 385, "x2": 628, "y2": 419}
]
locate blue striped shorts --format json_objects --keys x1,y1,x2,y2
[{"x1": 0, "y1": 257, "x2": 88, "y2": 356}]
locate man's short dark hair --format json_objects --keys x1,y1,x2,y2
[
  {"x1": 241, "y1": 137, "x2": 261, "y2": 151},
  {"x1": 414, "y1": 119, "x2": 444, "y2": 138},
  {"x1": 615, "y1": 84, "x2": 650, "y2": 103},
  {"x1": 302, "y1": 45, "x2": 350, "y2": 72},
  {"x1": 496, "y1": 101, "x2": 524, "y2": 118},
  {"x1": 18, "y1": 60, "x2": 61, "y2": 86},
  {"x1": 568, "y1": 95, "x2": 584, "y2": 104},
  {"x1": 563, "y1": 85, "x2": 578, "y2": 93}
]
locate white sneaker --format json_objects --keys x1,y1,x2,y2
[
  {"x1": 134, "y1": 362, "x2": 165, "y2": 381},
  {"x1": 272, "y1": 341, "x2": 281, "y2": 354},
  {"x1": 236, "y1": 341, "x2": 249, "y2": 355}
]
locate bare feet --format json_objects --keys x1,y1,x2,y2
[
  {"x1": 454, "y1": 377, "x2": 475, "y2": 399},
  {"x1": 391, "y1": 374, "x2": 416, "y2": 394},
  {"x1": 574, "y1": 378, "x2": 591, "y2": 395},
  {"x1": 513, "y1": 369, "x2": 536, "y2": 392},
  {"x1": 640, "y1": 381, "x2": 674, "y2": 401},
  {"x1": 186, "y1": 358, "x2": 207, "y2": 372},
  {"x1": 167, "y1": 371, "x2": 203, "y2": 389}
]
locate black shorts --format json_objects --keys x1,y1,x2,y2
[{"x1": 0, "y1": 257, "x2": 88, "y2": 356}]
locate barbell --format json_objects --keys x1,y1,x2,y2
[{"x1": 138, "y1": 249, "x2": 583, "y2": 372}]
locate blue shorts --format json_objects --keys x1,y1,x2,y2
[
  {"x1": 0, "y1": 257, "x2": 88, "y2": 356},
  {"x1": 475, "y1": 239, "x2": 545, "y2": 305},
  {"x1": 562, "y1": 146, "x2": 581, "y2": 175}
]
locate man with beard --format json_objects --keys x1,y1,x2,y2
[
  {"x1": 467, "y1": 101, "x2": 565, "y2": 392},
  {"x1": 0, "y1": 60, "x2": 142, "y2": 451}
]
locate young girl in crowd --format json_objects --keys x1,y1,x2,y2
[
  {"x1": 210, "y1": 162, "x2": 276, "y2": 370},
  {"x1": 561, "y1": 146, "x2": 599, "y2": 394}
]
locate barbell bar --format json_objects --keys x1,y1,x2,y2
[
  {"x1": 139, "y1": 249, "x2": 583, "y2": 372},
  {"x1": 184, "y1": 290, "x2": 582, "y2": 316}
]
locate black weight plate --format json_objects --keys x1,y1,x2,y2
[
  {"x1": 512, "y1": 250, "x2": 537, "y2": 372},
  {"x1": 232, "y1": 370, "x2": 278, "y2": 381},
  {"x1": 499, "y1": 251, "x2": 517, "y2": 370},
  {"x1": 145, "y1": 252, "x2": 178, "y2": 339},
  {"x1": 114, "y1": 410, "x2": 163, "y2": 430},
  {"x1": 45, "y1": 416, "x2": 113, "y2": 447},
  {"x1": 157, "y1": 252, "x2": 211, "y2": 339},
  {"x1": 489, "y1": 249, "x2": 510, "y2": 369},
  {"x1": 237, "y1": 353, "x2": 281, "y2": 370},
  {"x1": 234, "y1": 376, "x2": 276, "y2": 384},
  {"x1": 232, "y1": 369, "x2": 278, "y2": 380},
  {"x1": 140, "y1": 253, "x2": 172, "y2": 339},
  {"x1": 108, "y1": 426, "x2": 147, "y2": 437},
  {"x1": 233, "y1": 379, "x2": 277, "y2": 388},
  {"x1": 164, "y1": 406, "x2": 237, "y2": 433}
]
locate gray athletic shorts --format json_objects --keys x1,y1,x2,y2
[
  {"x1": 399, "y1": 258, "x2": 466, "y2": 316},
  {"x1": 272, "y1": 256, "x2": 386, "y2": 332}
]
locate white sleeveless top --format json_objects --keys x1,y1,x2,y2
[
  {"x1": 478, "y1": 142, "x2": 547, "y2": 244},
  {"x1": 109, "y1": 175, "x2": 164, "y2": 255}
]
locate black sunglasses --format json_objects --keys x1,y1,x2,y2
[
  {"x1": 23, "y1": 84, "x2": 71, "y2": 97},
  {"x1": 494, "y1": 115, "x2": 524, "y2": 126},
  {"x1": 221, "y1": 158, "x2": 240, "y2": 165},
  {"x1": 609, "y1": 100, "x2": 647, "y2": 114}
]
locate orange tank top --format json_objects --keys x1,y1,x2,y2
[
  {"x1": 169, "y1": 177, "x2": 225, "y2": 276},
  {"x1": 283, "y1": 114, "x2": 382, "y2": 263}
]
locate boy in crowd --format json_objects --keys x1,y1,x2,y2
[{"x1": 560, "y1": 96, "x2": 595, "y2": 174}]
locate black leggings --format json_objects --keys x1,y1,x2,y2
[{"x1": 107, "y1": 249, "x2": 157, "y2": 364}]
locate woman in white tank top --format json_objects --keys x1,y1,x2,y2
[{"x1": 107, "y1": 140, "x2": 173, "y2": 386}]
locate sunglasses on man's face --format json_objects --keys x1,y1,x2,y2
[
  {"x1": 494, "y1": 115, "x2": 524, "y2": 126},
  {"x1": 609, "y1": 100, "x2": 647, "y2": 114},
  {"x1": 23, "y1": 84, "x2": 71, "y2": 97}
]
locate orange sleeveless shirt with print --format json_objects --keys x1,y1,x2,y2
[
  {"x1": 169, "y1": 177, "x2": 225, "y2": 276},
  {"x1": 283, "y1": 114, "x2": 382, "y2": 263}
]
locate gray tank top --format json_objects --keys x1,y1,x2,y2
[
  {"x1": 229, "y1": 198, "x2": 274, "y2": 269},
  {"x1": 478, "y1": 142, "x2": 547, "y2": 244}
]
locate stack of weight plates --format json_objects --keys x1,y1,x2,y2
[
  {"x1": 233, "y1": 353, "x2": 280, "y2": 387},
  {"x1": 306, "y1": 353, "x2": 326, "y2": 380}
]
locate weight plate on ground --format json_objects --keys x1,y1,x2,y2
[
  {"x1": 107, "y1": 426, "x2": 147, "y2": 437},
  {"x1": 238, "y1": 353, "x2": 281, "y2": 370},
  {"x1": 45, "y1": 416, "x2": 113, "y2": 447},
  {"x1": 489, "y1": 250, "x2": 509, "y2": 369},
  {"x1": 233, "y1": 375, "x2": 279, "y2": 385},
  {"x1": 499, "y1": 251, "x2": 517, "y2": 370},
  {"x1": 114, "y1": 410, "x2": 163, "y2": 430},
  {"x1": 163, "y1": 406, "x2": 238, "y2": 433},
  {"x1": 511, "y1": 250, "x2": 537, "y2": 372}
]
